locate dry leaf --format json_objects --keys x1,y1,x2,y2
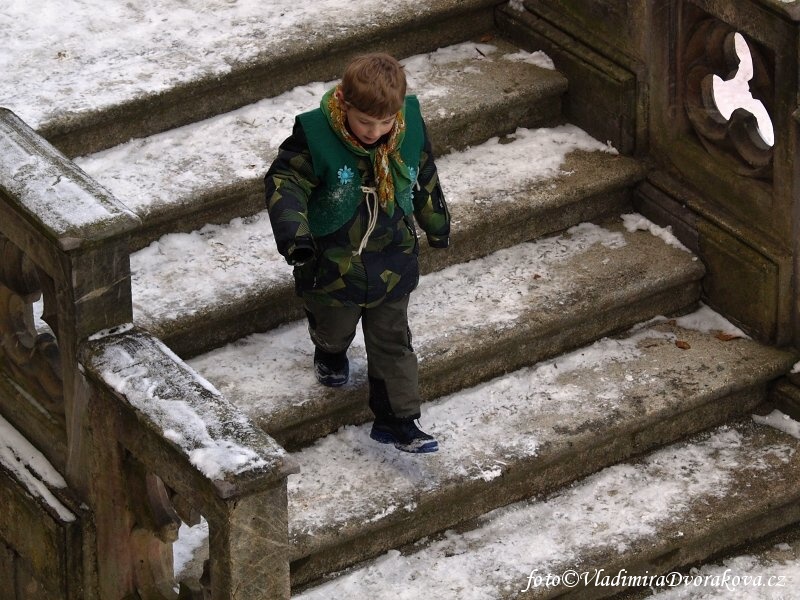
[
  {"x1": 479, "y1": 33, "x2": 495, "y2": 43},
  {"x1": 715, "y1": 332, "x2": 740, "y2": 342},
  {"x1": 639, "y1": 338, "x2": 663, "y2": 348},
  {"x1": 676, "y1": 340, "x2": 691, "y2": 350},
  {"x1": 666, "y1": 319, "x2": 677, "y2": 326},
  {"x1": 533, "y1": 274, "x2": 542, "y2": 280}
]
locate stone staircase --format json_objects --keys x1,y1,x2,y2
[
  {"x1": 3, "y1": 1, "x2": 800, "y2": 598},
  {"x1": 289, "y1": 418, "x2": 800, "y2": 599}
]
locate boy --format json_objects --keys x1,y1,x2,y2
[{"x1": 264, "y1": 53, "x2": 450, "y2": 453}]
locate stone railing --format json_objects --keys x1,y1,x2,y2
[{"x1": 0, "y1": 108, "x2": 296, "y2": 599}]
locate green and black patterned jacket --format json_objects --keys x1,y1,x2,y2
[{"x1": 265, "y1": 97, "x2": 450, "y2": 308}]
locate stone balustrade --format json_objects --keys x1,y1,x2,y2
[{"x1": 0, "y1": 108, "x2": 296, "y2": 599}]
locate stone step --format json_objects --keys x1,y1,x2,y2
[
  {"x1": 173, "y1": 311, "x2": 798, "y2": 590},
  {"x1": 187, "y1": 216, "x2": 704, "y2": 449},
  {"x1": 282, "y1": 313, "x2": 796, "y2": 589},
  {"x1": 645, "y1": 516, "x2": 800, "y2": 599},
  {"x1": 75, "y1": 39, "x2": 568, "y2": 251},
  {"x1": 6, "y1": 0, "x2": 503, "y2": 157},
  {"x1": 290, "y1": 415, "x2": 800, "y2": 598},
  {"x1": 131, "y1": 127, "x2": 643, "y2": 358}
]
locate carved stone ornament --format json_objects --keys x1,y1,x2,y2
[
  {"x1": 121, "y1": 453, "x2": 177, "y2": 595},
  {"x1": 0, "y1": 233, "x2": 64, "y2": 414},
  {"x1": 683, "y1": 18, "x2": 774, "y2": 180},
  {"x1": 126, "y1": 459, "x2": 210, "y2": 599}
]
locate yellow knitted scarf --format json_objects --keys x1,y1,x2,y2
[{"x1": 322, "y1": 85, "x2": 410, "y2": 214}]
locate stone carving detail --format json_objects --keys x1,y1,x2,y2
[
  {"x1": 683, "y1": 18, "x2": 774, "y2": 179},
  {"x1": 0, "y1": 233, "x2": 64, "y2": 414},
  {"x1": 126, "y1": 462, "x2": 210, "y2": 599},
  {"x1": 125, "y1": 460, "x2": 182, "y2": 599}
]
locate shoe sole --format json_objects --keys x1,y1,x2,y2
[
  {"x1": 370, "y1": 429, "x2": 439, "y2": 453},
  {"x1": 314, "y1": 367, "x2": 349, "y2": 387},
  {"x1": 316, "y1": 376, "x2": 348, "y2": 387}
]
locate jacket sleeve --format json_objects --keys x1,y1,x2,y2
[
  {"x1": 264, "y1": 119, "x2": 318, "y2": 265},
  {"x1": 412, "y1": 120, "x2": 450, "y2": 248}
]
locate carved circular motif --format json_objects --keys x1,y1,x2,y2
[{"x1": 683, "y1": 18, "x2": 774, "y2": 179}]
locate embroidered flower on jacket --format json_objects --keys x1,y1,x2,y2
[
  {"x1": 407, "y1": 166, "x2": 418, "y2": 201},
  {"x1": 338, "y1": 165, "x2": 355, "y2": 185}
]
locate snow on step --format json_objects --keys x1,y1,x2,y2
[
  {"x1": 173, "y1": 310, "x2": 795, "y2": 587},
  {"x1": 130, "y1": 124, "x2": 615, "y2": 334},
  {"x1": 186, "y1": 217, "x2": 699, "y2": 430},
  {"x1": 293, "y1": 420, "x2": 800, "y2": 599},
  {"x1": 649, "y1": 533, "x2": 800, "y2": 599},
  {"x1": 282, "y1": 311, "x2": 792, "y2": 562},
  {"x1": 1, "y1": 0, "x2": 497, "y2": 132},
  {"x1": 74, "y1": 40, "x2": 559, "y2": 220}
]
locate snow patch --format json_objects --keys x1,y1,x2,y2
[
  {"x1": 99, "y1": 343, "x2": 273, "y2": 480},
  {"x1": 0, "y1": 414, "x2": 75, "y2": 522},
  {"x1": 674, "y1": 304, "x2": 750, "y2": 339},
  {"x1": 503, "y1": 50, "x2": 555, "y2": 70},
  {"x1": 294, "y1": 426, "x2": 794, "y2": 599},
  {"x1": 753, "y1": 410, "x2": 800, "y2": 440},
  {"x1": 439, "y1": 126, "x2": 617, "y2": 207},
  {"x1": 174, "y1": 518, "x2": 209, "y2": 580},
  {"x1": 621, "y1": 213, "x2": 689, "y2": 252}
]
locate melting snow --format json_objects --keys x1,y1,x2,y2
[
  {"x1": 753, "y1": 410, "x2": 800, "y2": 440},
  {"x1": 0, "y1": 414, "x2": 75, "y2": 522}
]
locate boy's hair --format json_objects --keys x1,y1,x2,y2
[{"x1": 341, "y1": 53, "x2": 407, "y2": 117}]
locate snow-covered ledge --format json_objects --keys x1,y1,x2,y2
[
  {"x1": 0, "y1": 108, "x2": 141, "y2": 339},
  {"x1": 0, "y1": 108, "x2": 139, "y2": 249},
  {"x1": 79, "y1": 326, "x2": 298, "y2": 599},
  {"x1": 0, "y1": 108, "x2": 143, "y2": 485}
]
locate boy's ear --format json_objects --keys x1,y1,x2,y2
[{"x1": 334, "y1": 88, "x2": 346, "y2": 106}]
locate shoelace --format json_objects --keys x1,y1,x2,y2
[{"x1": 354, "y1": 185, "x2": 379, "y2": 256}]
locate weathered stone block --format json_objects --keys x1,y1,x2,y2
[
  {"x1": 0, "y1": 541, "x2": 16, "y2": 600},
  {"x1": 69, "y1": 244, "x2": 134, "y2": 343},
  {"x1": 498, "y1": 4, "x2": 639, "y2": 154},
  {"x1": 634, "y1": 181, "x2": 700, "y2": 254},
  {"x1": 0, "y1": 465, "x2": 83, "y2": 599},
  {"x1": 771, "y1": 379, "x2": 800, "y2": 422},
  {"x1": 0, "y1": 109, "x2": 140, "y2": 252},
  {"x1": 637, "y1": 174, "x2": 792, "y2": 343},
  {"x1": 208, "y1": 483, "x2": 291, "y2": 599},
  {"x1": 646, "y1": 0, "x2": 799, "y2": 344},
  {"x1": 521, "y1": 0, "x2": 647, "y2": 65},
  {"x1": 698, "y1": 219, "x2": 784, "y2": 341},
  {"x1": 15, "y1": 559, "x2": 62, "y2": 600}
]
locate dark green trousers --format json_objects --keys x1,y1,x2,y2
[{"x1": 304, "y1": 295, "x2": 421, "y2": 419}]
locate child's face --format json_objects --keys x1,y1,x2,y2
[{"x1": 344, "y1": 104, "x2": 396, "y2": 146}]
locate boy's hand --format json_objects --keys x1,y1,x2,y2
[
  {"x1": 287, "y1": 242, "x2": 315, "y2": 266},
  {"x1": 289, "y1": 247, "x2": 314, "y2": 266},
  {"x1": 427, "y1": 234, "x2": 449, "y2": 249}
]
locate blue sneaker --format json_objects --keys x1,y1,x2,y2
[
  {"x1": 313, "y1": 348, "x2": 349, "y2": 387},
  {"x1": 370, "y1": 417, "x2": 439, "y2": 453}
]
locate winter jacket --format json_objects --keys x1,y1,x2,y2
[{"x1": 265, "y1": 96, "x2": 450, "y2": 308}]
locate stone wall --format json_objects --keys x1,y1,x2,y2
[
  {"x1": 645, "y1": 0, "x2": 799, "y2": 345},
  {"x1": 500, "y1": 0, "x2": 800, "y2": 346}
]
